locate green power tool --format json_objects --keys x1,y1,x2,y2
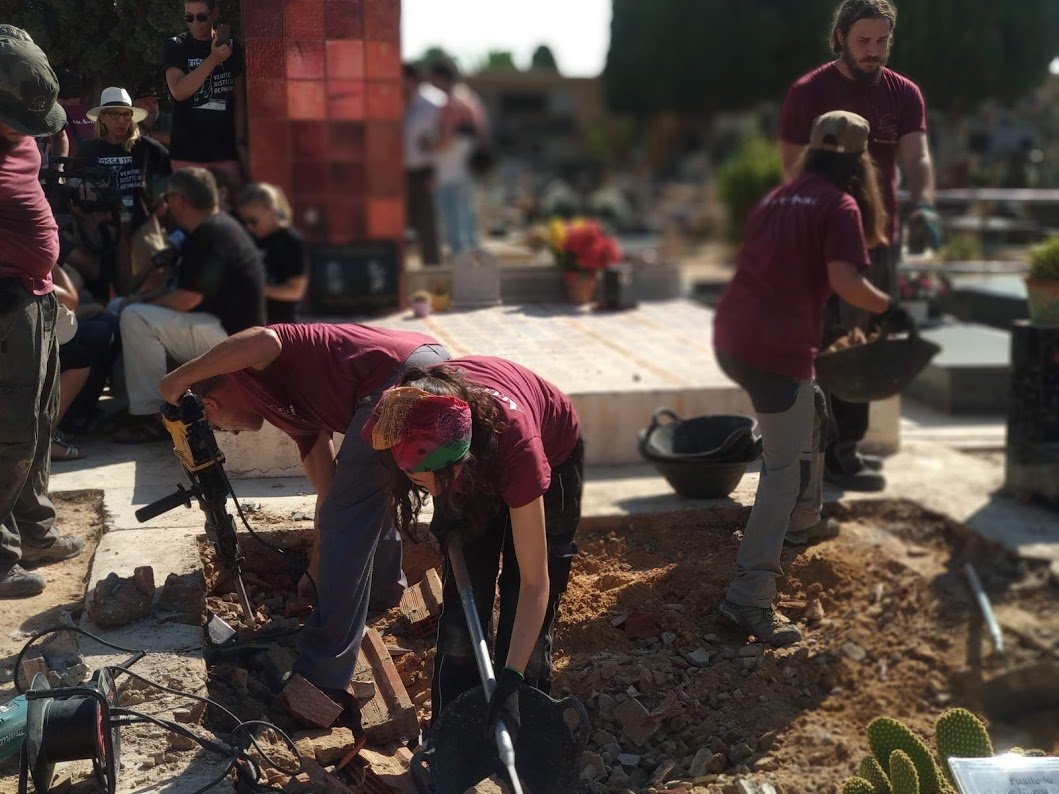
[{"x1": 0, "y1": 695, "x2": 29, "y2": 761}]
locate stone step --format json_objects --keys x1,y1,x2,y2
[
  {"x1": 904, "y1": 322, "x2": 1011, "y2": 415},
  {"x1": 943, "y1": 275, "x2": 1028, "y2": 330}
]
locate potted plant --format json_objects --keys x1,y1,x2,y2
[
  {"x1": 1026, "y1": 235, "x2": 1059, "y2": 325},
  {"x1": 897, "y1": 268, "x2": 951, "y2": 323},
  {"x1": 548, "y1": 217, "x2": 622, "y2": 305}
]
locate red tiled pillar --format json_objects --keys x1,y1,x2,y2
[{"x1": 243, "y1": 0, "x2": 404, "y2": 294}]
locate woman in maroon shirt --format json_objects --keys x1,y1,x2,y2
[
  {"x1": 712, "y1": 111, "x2": 913, "y2": 646},
  {"x1": 364, "y1": 356, "x2": 582, "y2": 741}
]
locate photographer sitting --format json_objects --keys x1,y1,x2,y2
[
  {"x1": 114, "y1": 167, "x2": 265, "y2": 443},
  {"x1": 76, "y1": 86, "x2": 172, "y2": 288}
]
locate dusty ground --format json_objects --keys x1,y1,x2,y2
[
  {"x1": 197, "y1": 498, "x2": 1058, "y2": 793},
  {"x1": 0, "y1": 491, "x2": 104, "y2": 792}
]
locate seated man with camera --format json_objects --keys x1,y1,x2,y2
[{"x1": 114, "y1": 167, "x2": 265, "y2": 443}]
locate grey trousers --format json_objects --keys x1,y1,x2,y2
[
  {"x1": 0, "y1": 282, "x2": 59, "y2": 578},
  {"x1": 718, "y1": 352, "x2": 825, "y2": 608},
  {"x1": 294, "y1": 343, "x2": 450, "y2": 690}
]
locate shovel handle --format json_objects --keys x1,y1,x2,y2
[
  {"x1": 447, "y1": 533, "x2": 523, "y2": 794},
  {"x1": 964, "y1": 562, "x2": 1005, "y2": 659}
]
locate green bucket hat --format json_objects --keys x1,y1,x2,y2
[{"x1": 0, "y1": 26, "x2": 66, "y2": 137}]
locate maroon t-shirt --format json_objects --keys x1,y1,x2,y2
[
  {"x1": 713, "y1": 173, "x2": 870, "y2": 380},
  {"x1": 228, "y1": 323, "x2": 440, "y2": 458},
  {"x1": 0, "y1": 136, "x2": 57, "y2": 295},
  {"x1": 449, "y1": 356, "x2": 580, "y2": 509},
  {"x1": 779, "y1": 62, "x2": 927, "y2": 242},
  {"x1": 60, "y1": 102, "x2": 93, "y2": 157}
]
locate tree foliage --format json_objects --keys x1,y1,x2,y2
[
  {"x1": 604, "y1": 0, "x2": 1059, "y2": 115},
  {"x1": 417, "y1": 46, "x2": 461, "y2": 73},
  {"x1": 3, "y1": 0, "x2": 243, "y2": 100},
  {"x1": 530, "y1": 44, "x2": 560, "y2": 74},
  {"x1": 476, "y1": 50, "x2": 520, "y2": 74}
]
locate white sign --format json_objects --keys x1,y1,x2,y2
[{"x1": 949, "y1": 756, "x2": 1059, "y2": 794}]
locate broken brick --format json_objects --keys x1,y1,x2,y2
[
  {"x1": 19, "y1": 655, "x2": 48, "y2": 689},
  {"x1": 292, "y1": 727, "x2": 357, "y2": 766},
  {"x1": 623, "y1": 610, "x2": 659, "y2": 639},
  {"x1": 278, "y1": 674, "x2": 343, "y2": 729},
  {"x1": 358, "y1": 628, "x2": 419, "y2": 743},
  {"x1": 350, "y1": 650, "x2": 377, "y2": 700},
  {"x1": 399, "y1": 568, "x2": 443, "y2": 637}
]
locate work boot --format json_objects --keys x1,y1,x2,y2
[
  {"x1": 860, "y1": 453, "x2": 884, "y2": 472},
  {"x1": 0, "y1": 565, "x2": 46, "y2": 598},
  {"x1": 719, "y1": 599, "x2": 801, "y2": 647},
  {"x1": 823, "y1": 454, "x2": 886, "y2": 492},
  {"x1": 21, "y1": 534, "x2": 85, "y2": 566},
  {"x1": 785, "y1": 517, "x2": 841, "y2": 547}
]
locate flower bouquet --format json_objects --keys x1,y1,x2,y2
[{"x1": 548, "y1": 218, "x2": 622, "y2": 304}]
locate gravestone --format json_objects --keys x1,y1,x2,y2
[
  {"x1": 308, "y1": 242, "x2": 401, "y2": 316},
  {"x1": 1005, "y1": 321, "x2": 1059, "y2": 505},
  {"x1": 904, "y1": 322, "x2": 1010, "y2": 414},
  {"x1": 449, "y1": 248, "x2": 501, "y2": 310}
]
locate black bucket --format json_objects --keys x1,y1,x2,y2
[
  {"x1": 814, "y1": 330, "x2": 941, "y2": 403},
  {"x1": 639, "y1": 409, "x2": 761, "y2": 499}
]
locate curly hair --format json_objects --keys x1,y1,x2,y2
[{"x1": 386, "y1": 363, "x2": 507, "y2": 540}]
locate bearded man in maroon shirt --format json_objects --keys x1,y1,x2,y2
[{"x1": 779, "y1": 0, "x2": 941, "y2": 492}]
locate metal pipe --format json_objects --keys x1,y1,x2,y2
[{"x1": 964, "y1": 562, "x2": 1005, "y2": 661}]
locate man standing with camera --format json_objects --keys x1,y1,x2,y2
[{"x1": 0, "y1": 26, "x2": 86, "y2": 597}]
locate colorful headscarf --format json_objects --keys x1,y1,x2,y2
[{"x1": 365, "y1": 386, "x2": 473, "y2": 473}]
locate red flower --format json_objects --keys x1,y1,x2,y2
[{"x1": 561, "y1": 221, "x2": 622, "y2": 272}]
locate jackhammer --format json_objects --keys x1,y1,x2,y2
[{"x1": 135, "y1": 393, "x2": 254, "y2": 621}]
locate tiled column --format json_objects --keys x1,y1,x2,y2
[{"x1": 243, "y1": 0, "x2": 404, "y2": 275}]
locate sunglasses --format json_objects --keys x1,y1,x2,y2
[{"x1": 184, "y1": 12, "x2": 210, "y2": 22}]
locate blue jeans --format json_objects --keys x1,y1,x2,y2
[{"x1": 435, "y1": 180, "x2": 478, "y2": 256}]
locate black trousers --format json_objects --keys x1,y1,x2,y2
[
  {"x1": 406, "y1": 167, "x2": 441, "y2": 266},
  {"x1": 822, "y1": 242, "x2": 899, "y2": 471},
  {"x1": 429, "y1": 438, "x2": 584, "y2": 722}
]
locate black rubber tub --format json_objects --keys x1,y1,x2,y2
[
  {"x1": 639, "y1": 409, "x2": 761, "y2": 499},
  {"x1": 814, "y1": 331, "x2": 941, "y2": 403}
]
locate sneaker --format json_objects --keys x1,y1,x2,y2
[
  {"x1": 719, "y1": 599, "x2": 802, "y2": 647},
  {"x1": 0, "y1": 565, "x2": 46, "y2": 598},
  {"x1": 785, "y1": 517, "x2": 841, "y2": 547},
  {"x1": 21, "y1": 534, "x2": 85, "y2": 566}
]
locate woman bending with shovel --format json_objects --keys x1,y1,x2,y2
[
  {"x1": 364, "y1": 357, "x2": 583, "y2": 745},
  {"x1": 713, "y1": 110, "x2": 914, "y2": 647}
]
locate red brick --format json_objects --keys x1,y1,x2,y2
[
  {"x1": 399, "y1": 567, "x2": 443, "y2": 637},
  {"x1": 364, "y1": 41, "x2": 400, "y2": 81},
  {"x1": 277, "y1": 673, "x2": 342, "y2": 729},
  {"x1": 357, "y1": 628, "x2": 418, "y2": 743}
]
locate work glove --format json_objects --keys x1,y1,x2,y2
[
  {"x1": 913, "y1": 202, "x2": 944, "y2": 252},
  {"x1": 485, "y1": 666, "x2": 523, "y2": 740},
  {"x1": 877, "y1": 299, "x2": 917, "y2": 335}
]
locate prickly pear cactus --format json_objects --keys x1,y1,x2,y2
[
  {"x1": 935, "y1": 707, "x2": 993, "y2": 785},
  {"x1": 868, "y1": 717, "x2": 945, "y2": 794},
  {"x1": 1010, "y1": 747, "x2": 1048, "y2": 757},
  {"x1": 843, "y1": 778, "x2": 878, "y2": 794},
  {"x1": 859, "y1": 754, "x2": 893, "y2": 793},
  {"x1": 889, "y1": 749, "x2": 921, "y2": 794}
]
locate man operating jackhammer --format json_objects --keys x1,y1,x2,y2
[{"x1": 159, "y1": 323, "x2": 449, "y2": 722}]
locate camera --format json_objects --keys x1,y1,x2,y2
[
  {"x1": 41, "y1": 158, "x2": 124, "y2": 216},
  {"x1": 151, "y1": 229, "x2": 187, "y2": 270}
]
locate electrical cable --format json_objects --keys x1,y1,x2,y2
[
  {"x1": 12, "y1": 625, "x2": 306, "y2": 792},
  {"x1": 223, "y1": 469, "x2": 319, "y2": 603},
  {"x1": 12, "y1": 624, "x2": 145, "y2": 694}
]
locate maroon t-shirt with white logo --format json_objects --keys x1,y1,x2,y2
[
  {"x1": 447, "y1": 356, "x2": 580, "y2": 509},
  {"x1": 0, "y1": 136, "x2": 57, "y2": 295},
  {"x1": 228, "y1": 323, "x2": 440, "y2": 458},
  {"x1": 779, "y1": 62, "x2": 927, "y2": 242},
  {"x1": 713, "y1": 173, "x2": 870, "y2": 380}
]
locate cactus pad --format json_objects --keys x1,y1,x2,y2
[
  {"x1": 868, "y1": 717, "x2": 945, "y2": 793},
  {"x1": 890, "y1": 749, "x2": 921, "y2": 794}
]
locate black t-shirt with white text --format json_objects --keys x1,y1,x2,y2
[
  {"x1": 76, "y1": 136, "x2": 171, "y2": 228},
  {"x1": 164, "y1": 32, "x2": 243, "y2": 162},
  {"x1": 258, "y1": 227, "x2": 308, "y2": 324},
  {"x1": 177, "y1": 212, "x2": 266, "y2": 333}
]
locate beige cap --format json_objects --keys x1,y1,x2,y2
[{"x1": 809, "y1": 110, "x2": 869, "y2": 154}]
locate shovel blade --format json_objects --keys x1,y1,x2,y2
[{"x1": 430, "y1": 686, "x2": 590, "y2": 794}]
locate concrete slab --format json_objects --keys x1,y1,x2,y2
[{"x1": 905, "y1": 322, "x2": 1011, "y2": 415}]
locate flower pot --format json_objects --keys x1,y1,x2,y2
[
  {"x1": 901, "y1": 298, "x2": 930, "y2": 324},
  {"x1": 562, "y1": 271, "x2": 599, "y2": 305},
  {"x1": 1026, "y1": 278, "x2": 1059, "y2": 325},
  {"x1": 411, "y1": 297, "x2": 433, "y2": 318}
]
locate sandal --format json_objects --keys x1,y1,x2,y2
[
  {"x1": 51, "y1": 433, "x2": 86, "y2": 461},
  {"x1": 113, "y1": 416, "x2": 170, "y2": 445}
]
